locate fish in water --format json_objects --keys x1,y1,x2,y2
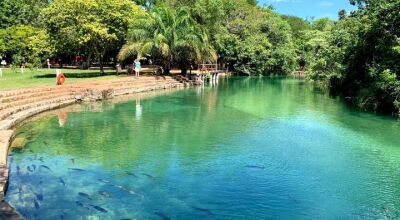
[
  {"x1": 287, "y1": 194, "x2": 297, "y2": 203},
  {"x1": 154, "y1": 211, "x2": 171, "y2": 220},
  {"x1": 43, "y1": 141, "x2": 49, "y2": 145},
  {"x1": 121, "y1": 187, "x2": 137, "y2": 195},
  {"x1": 90, "y1": 205, "x2": 108, "y2": 213},
  {"x1": 40, "y1": 165, "x2": 52, "y2": 172},
  {"x1": 125, "y1": 171, "x2": 138, "y2": 178},
  {"x1": 35, "y1": 193, "x2": 43, "y2": 201},
  {"x1": 98, "y1": 179, "x2": 110, "y2": 184},
  {"x1": 245, "y1": 165, "x2": 265, "y2": 170},
  {"x1": 16, "y1": 166, "x2": 20, "y2": 173},
  {"x1": 27, "y1": 166, "x2": 33, "y2": 172},
  {"x1": 32, "y1": 164, "x2": 36, "y2": 171},
  {"x1": 68, "y1": 168, "x2": 85, "y2": 172},
  {"x1": 70, "y1": 158, "x2": 75, "y2": 164},
  {"x1": 59, "y1": 177, "x2": 66, "y2": 186},
  {"x1": 78, "y1": 192, "x2": 91, "y2": 200},
  {"x1": 99, "y1": 191, "x2": 111, "y2": 198},
  {"x1": 34, "y1": 199, "x2": 40, "y2": 209},
  {"x1": 191, "y1": 206, "x2": 214, "y2": 216},
  {"x1": 39, "y1": 157, "x2": 44, "y2": 162},
  {"x1": 142, "y1": 173, "x2": 155, "y2": 179},
  {"x1": 75, "y1": 201, "x2": 84, "y2": 207}
]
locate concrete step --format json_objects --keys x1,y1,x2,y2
[
  {"x1": 0, "y1": 95, "x2": 75, "y2": 121},
  {"x1": 0, "y1": 99, "x2": 75, "y2": 130},
  {"x1": 0, "y1": 91, "x2": 77, "y2": 111}
]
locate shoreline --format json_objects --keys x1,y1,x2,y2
[{"x1": 0, "y1": 76, "x2": 187, "y2": 218}]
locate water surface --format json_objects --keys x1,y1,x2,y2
[{"x1": 6, "y1": 77, "x2": 400, "y2": 219}]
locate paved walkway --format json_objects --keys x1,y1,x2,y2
[{"x1": 0, "y1": 76, "x2": 185, "y2": 218}]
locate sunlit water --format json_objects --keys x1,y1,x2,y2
[{"x1": 5, "y1": 77, "x2": 400, "y2": 220}]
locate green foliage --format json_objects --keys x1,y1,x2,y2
[
  {"x1": 42, "y1": 0, "x2": 145, "y2": 72},
  {"x1": 218, "y1": 1, "x2": 296, "y2": 75},
  {"x1": 119, "y1": 5, "x2": 216, "y2": 74},
  {"x1": 302, "y1": 0, "x2": 400, "y2": 115},
  {"x1": 0, "y1": 0, "x2": 49, "y2": 29},
  {"x1": 0, "y1": 26, "x2": 54, "y2": 67}
]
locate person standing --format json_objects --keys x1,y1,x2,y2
[
  {"x1": 135, "y1": 59, "x2": 141, "y2": 77},
  {"x1": 47, "y1": 59, "x2": 51, "y2": 69}
]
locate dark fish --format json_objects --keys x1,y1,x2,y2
[
  {"x1": 126, "y1": 171, "x2": 138, "y2": 177},
  {"x1": 59, "y1": 177, "x2": 66, "y2": 186},
  {"x1": 245, "y1": 165, "x2": 265, "y2": 169},
  {"x1": 154, "y1": 211, "x2": 171, "y2": 220},
  {"x1": 60, "y1": 214, "x2": 65, "y2": 220},
  {"x1": 191, "y1": 206, "x2": 214, "y2": 216},
  {"x1": 32, "y1": 164, "x2": 36, "y2": 171},
  {"x1": 35, "y1": 193, "x2": 43, "y2": 201},
  {"x1": 75, "y1": 201, "x2": 84, "y2": 207},
  {"x1": 27, "y1": 166, "x2": 33, "y2": 172},
  {"x1": 40, "y1": 165, "x2": 52, "y2": 171},
  {"x1": 68, "y1": 168, "x2": 85, "y2": 172},
  {"x1": 34, "y1": 199, "x2": 40, "y2": 209},
  {"x1": 90, "y1": 205, "x2": 108, "y2": 213},
  {"x1": 78, "y1": 192, "x2": 91, "y2": 200},
  {"x1": 142, "y1": 173, "x2": 155, "y2": 179},
  {"x1": 99, "y1": 191, "x2": 111, "y2": 198},
  {"x1": 70, "y1": 158, "x2": 75, "y2": 164},
  {"x1": 16, "y1": 165, "x2": 20, "y2": 173},
  {"x1": 287, "y1": 194, "x2": 297, "y2": 203}
]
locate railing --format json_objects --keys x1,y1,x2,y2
[{"x1": 199, "y1": 64, "x2": 226, "y2": 74}]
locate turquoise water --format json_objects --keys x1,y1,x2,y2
[{"x1": 5, "y1": 77, "x2": 400, "y2": 219}]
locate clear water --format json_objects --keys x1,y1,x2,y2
[{"x1": 5, "y1": 77, "x2": 400, "y2": 220}]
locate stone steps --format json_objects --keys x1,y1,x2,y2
[
  {"x1": 0, "y1": 99, "x2": 76, "y2": 130},
  {"x1": 0, "y1": 95, "x2": 75, "y2": 121},
  {"x1": 0, "y1": 76, "x2": 183, "y2": 125},
  {"x1": 0, "y1": 91, "x2": 77, "y2": 111}
]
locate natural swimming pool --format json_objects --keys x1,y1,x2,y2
[{"x1": 6, "y1": 77, "x2": 400, "y2": 219}]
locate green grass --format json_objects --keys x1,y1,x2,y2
[{"x1": 0, "y1": 68, "x2": 118, "y2": 90}]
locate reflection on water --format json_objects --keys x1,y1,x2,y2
[
  {"x1": 136, "y1": 98, "x2": 142, "y2": 120},
  {"x1": 6, "y1": 77, "x2": 400, "y2": 220},
  {"x1": 57, "y1": 112, "x2": 68, "y2": 127}
]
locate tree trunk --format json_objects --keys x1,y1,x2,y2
[
  {"x1": 86, "y1": 51, "x2": 92, "y2": 70},
  {"x1": 99, "y1": 55, "x2": 104, "y2": 75},
  {"x1": 163, "y1": 61, "x2": 171, "y2": 75}
]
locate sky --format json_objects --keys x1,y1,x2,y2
[{"x1": 259, "y1": 0, "x2": 357, "y2": 20}]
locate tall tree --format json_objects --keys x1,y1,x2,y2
[
  {"x1": 42, "y1": 0, "x2": 145, "y2": 73},
  {"x1": 118, "y1": 5, "x2": 216, "y2": 74},
  {"x1": 0, "y1": 0, "x2": 50, "y2": 29}
]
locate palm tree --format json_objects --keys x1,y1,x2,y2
[{"x1": 118, "y1": 5, "x2": 216, "y2": 74}]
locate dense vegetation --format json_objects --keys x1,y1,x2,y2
[
  {"x1": 0, "y1": 0, "x2": 399, "y2": 115},
  {"x1": 299, "y1": 0, "x2": 400, "y2": 115}
]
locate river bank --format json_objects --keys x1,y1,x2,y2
[{"x1": 0, "y1": 76, "x2": 186, "y2": 218}]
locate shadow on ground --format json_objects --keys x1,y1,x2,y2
[{"x1": 34, "y1": 71, "x2": 116, "y2": 79}]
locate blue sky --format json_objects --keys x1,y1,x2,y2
[{"x1": 259, "y1": 0, "x2": 357, "y2": 20}]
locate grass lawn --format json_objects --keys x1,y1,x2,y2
[{"x1": 0, "y1": 68, "x2": 118, "y2": 90}]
